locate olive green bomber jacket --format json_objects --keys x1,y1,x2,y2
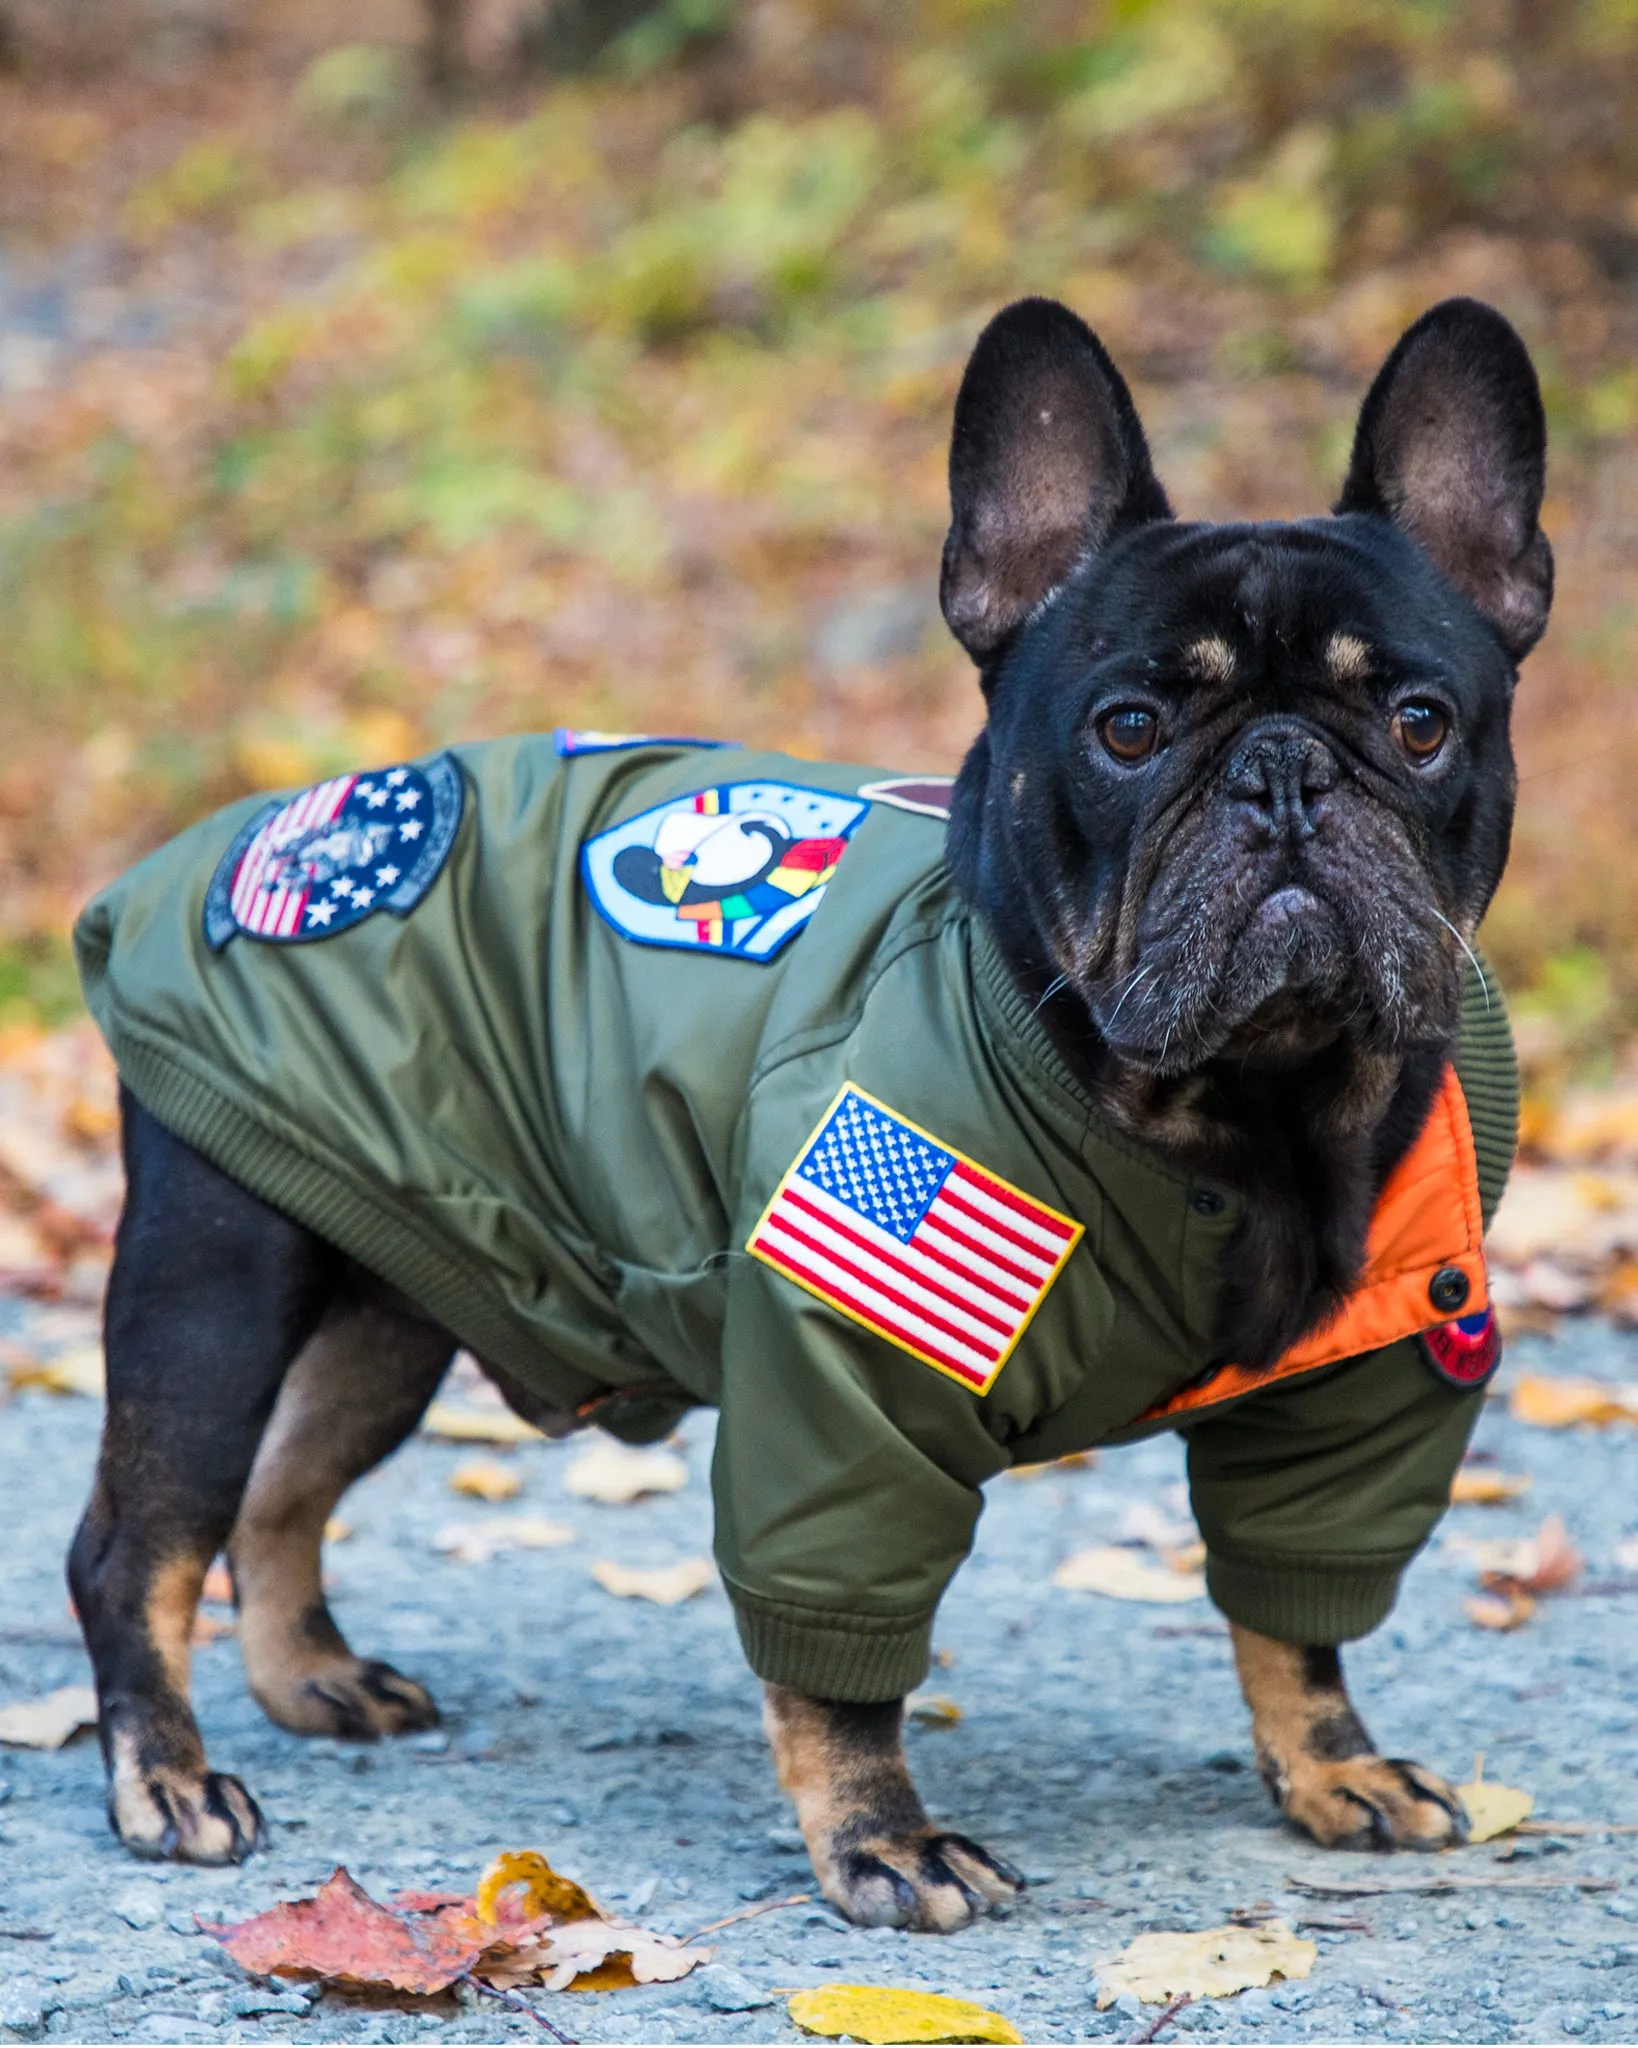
[{"x1": 75, "y1": 736, "x2": 1518, "y2": 1702}]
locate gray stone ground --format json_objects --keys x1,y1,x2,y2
[{"x1": 1, "y1": 1294, "x2": 1635, "y2": 2047}]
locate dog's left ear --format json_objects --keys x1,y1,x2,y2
[
  {"x1": 941, "y1": 297, "x2": 1172, "y2": 666},
  {"x1": 1337, "y1": 297, "x2": 1552, "y2": 659}
]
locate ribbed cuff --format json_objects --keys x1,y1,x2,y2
[
  {"x1": 726, "y1": 1583, "x2": 934, "y2": 1702},
  {"x1": 1205, "y1": 1553, "x2": 1405, "y2": 1645}
]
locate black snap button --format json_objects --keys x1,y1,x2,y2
[
  {"x1": 1429, "y1": 1266, "x2": 1470, "y2": 1314},
  {"x1": 1191, "y1": 1189, "x2": 1225, "y2": 1216}
]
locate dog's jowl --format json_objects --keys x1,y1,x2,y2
[{"x1": 71, "y1": 295, "x2": 1542, "y2": 1927}]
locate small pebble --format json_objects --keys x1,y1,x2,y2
[
  {"x1": 692, "y1": 1964, "x2": 775, "y2": 2012},
  {"x1": 110, "y1": 1883, "x2": 164, "y2": 1931}
]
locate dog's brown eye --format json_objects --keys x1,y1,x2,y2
[
  {"x1": 1392, "y1": 701, "x2": 1449, "y2": 762},
  {"x1": 1101, "y1": 707, "x2": 1160, "y2": 763}
]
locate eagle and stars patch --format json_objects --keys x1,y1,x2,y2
[
  {"x1": 748, "y1": 1086, "x2": 1082, "y2": 1394},
  {"x1": 581, "y1": 781, "x2": 867, "y2": 961},
  {"x1": 203, "y1": 756, "x2": 463, "y2": 950}
]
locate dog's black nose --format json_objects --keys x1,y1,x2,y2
[{"x1": 1225, "y1": 726, "x2": 1336, "y2": 841}]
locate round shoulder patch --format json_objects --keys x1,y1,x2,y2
[
  {"x1": 203, "y1": 755, "x2": 463, "y2": 950},
  {"x1": 1419, "y1": 1304, "x2": 1501, "y2": 1389},
  {"x1": 580, "y1": 780, "x2": 868, "y2": 961}
]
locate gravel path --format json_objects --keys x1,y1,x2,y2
[{"x1": 1, "y1": 1299, "x2": 1635, "y2": 2046}]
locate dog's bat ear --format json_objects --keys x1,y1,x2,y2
[
  {"x1": 1337, "y1": 297, "x2": 1552, "y2": 660},
  {"x1": 941, "y1": 297, "x2": 1171, "y2": 665}
]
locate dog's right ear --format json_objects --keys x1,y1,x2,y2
[{"x1": 940, "y1": 297, "x2": 1172, "y2": 666}]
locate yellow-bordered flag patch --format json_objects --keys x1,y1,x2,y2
[{"x1": 748, "y1": 1086, "x2": 1083, "y2": 1394}]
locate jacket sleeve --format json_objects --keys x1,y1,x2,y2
[
  {"x1": 712, "y1": 1254, "x2": 1010, "y2": 1702},
  {"x1": 1182, "y1": 1336, "x2": 1482, "y2": 1643}
]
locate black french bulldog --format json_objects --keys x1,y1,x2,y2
[{"x1": 70, "y1": 293, "x2": 1548, "y2": 1932}]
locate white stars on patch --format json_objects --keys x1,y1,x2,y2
[
  {"x1": 396, "y1": 787, "x2": 422, "y2": 811},
  {"x1": 375, "y1": 864, "x2": 401, "y2": 887},
  {"x1": 399, "y1": 819, "x2": 424, "y2": 841}
]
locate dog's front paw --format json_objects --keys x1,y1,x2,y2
[
  {"x1": 1271, "y1": 1754, "x2": 1468, "y2": 1851},
  {"x1": 110, "y1": 1750, "x2": 266, "y2": 1864},
  {"x1": 816, "y1": 1827, "x2": 1023, "y2": 1932},
  {"x1": 253, "y1": 1655, "x2": 440, "y2": 1740}
]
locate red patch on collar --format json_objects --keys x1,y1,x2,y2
[{"x1": 1420, "y1": 1305, "x2": 1501, "y2": 1388}]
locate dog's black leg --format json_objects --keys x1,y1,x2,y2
[
  {"x1": 68, "y1": 1091, "x2": 335, "y2": 1863},
  {"x1": 763, "y1": 1684, "x2": 1023, "y2": 1931},
  {"x1": 1230, "y1": 1622, "x2": 1468, "y2": 1850},
  {"x1": 229, "y1": 1287, "x2": 452, "y2": 1738}
]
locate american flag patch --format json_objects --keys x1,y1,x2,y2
[{"x1": 747, "y1": 1086, "x2": 1082, "y2": 1393}]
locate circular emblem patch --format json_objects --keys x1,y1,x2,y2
[
  {"x1": 1419, "y1": 1304, "x2": 1501, "y2": 1389},
  {"x1": 203, "y1": 755, "x2": 463, "y2": 951}
]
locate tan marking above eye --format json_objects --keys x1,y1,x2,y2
[
  {"x1": 1181, "y1": 636, "x2": 1236, "y2": 683},
  {"x1": 1326, "y1": 632, "x2": 1373, "y2": 681}
]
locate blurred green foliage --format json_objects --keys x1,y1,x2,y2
[{"x1": 6, "y1": 0, "x2": 1638, "y2": 1049}]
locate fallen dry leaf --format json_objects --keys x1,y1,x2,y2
[
  {"x1": 565, "y1": 1437, "x2": 687, "y2": 1504},
  {"x1": 201, "y1": 1561, "x2": 234, "y2": 1604},
  {"x1": 5, "y1": 1345, "x2": 104, "y2": 1397},
  {"x1": 477, "y1": 1849, "x2": 601, "y2": 1927},
  {"x1": 1465, "y1": 1590, "x2": 1537, "y2": 1631},
  {"x1": 207, "y1": 1868, "x2": 493, "y2": 1994},
  {"x1": 590, "y1": 1557, "x2": 713, "y2": 1604},
  {"x1": 1450, "y1": 1469, "x2": 1533, "y2": 1505},
  {"x1": 468, "y1": 1849, "x2": 708, "y2": 1994},
  {"x1": 788, "y1": 1986, "x2": 1022, "y2": 2044},
  {"x1": 1509, "y1": 1375, "x2": 1638, "y2": 1428},
  {"x1": 1449, "y1": 1514, "x2": 1584, "y2": 1592},
  {"x1": 1094, "y1": 1922, "x2": 1316, "y2": 2008},
  {"x1": 495, "y1": 1916, "x2": 712, "y2": 1994},
  {"x1": 0, "y1": 1684, "x2": 98, "y2": 1749},
  {"x1": 433, "y1": 1517, "x2": 575, "y2": 1564},
  {"x1": 449, "y1": 1457, "x2": 521, "y2": 1503},
  {"x1": 1458, "y1": 1776, "x2": 1534, "y2": 1843},
  {"x1": 325, "y1": 1518, "x2": 353, "y2": 1543},
  {"x1": 906, "y1": 1692, "x2": 963, "y2": 1726},
  {"x1": 1052, "y1": 1546, "x2": 1205, "y2": 1603},
  {"x1": 421, "y1": 1401, "x2": 544, "y2": 1445}
]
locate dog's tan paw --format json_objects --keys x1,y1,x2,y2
[
  {"x1": 1273, "y1": 1754, "x2": 1468, "y2": 1851},
  {"x1": 111, "y1": 1758, "x2": 266, "y2": 1864},
  {"x1": 817, "y1": 1829, "x2": 1023, "y2": 1932},
  {"x1": 258, "y1": 1656, "x2": 439, "y2": 1739}
]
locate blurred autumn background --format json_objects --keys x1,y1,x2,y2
[{"x1": 3, "y1": 3, "x2": 1638, "y2": 1093}]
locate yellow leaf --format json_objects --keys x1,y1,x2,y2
[
  {"x1": 1094, "y1": 1922, "x2": 1316, "y2": 2008},
  {"x1": 324, "y1": 1517, "x2": 353, "y2": 1543},
  {"x1": 906, "y1": 1692, "x2": 962, "y2": 1726},
  {"x1": 421, "y1": 1401, "x2": 544, "y2": 1445},
  {"x1": 433, "y1": 1517, "x2": 575, "y2": 1563},
  {"x1": 449, "y1": 1457, "x2": 521, "y2": 1502},
  {"x1": 1051, "y1": 1546, "x2": 1204, "y2": 1603},
  {"x1": 476, "y1": 1850, "x2": 601, "y2": 1927},
  {"x1": 1450, "y1": 1469, "x2": 1532, "y2": 1505},
  {"x1": 788, "y1": 1985, "x2": 1022, "y2": 2044},
  {"x1": 1509, "y1": 1375, "x2": 1638, "y2": 1429},
  {"x1": 0, "y1": 1685, "x2": 98, "y2": 1750},
  {"x1": 590, "y1": 1557, "x2": 713, "y2": 1605},
  {"x1": 565, "y1": 1437, "x2": 687, "y2": 1504},
  {"x1": 1458, "y1": 1780, "x2": 1534, "y2": 1842}
]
